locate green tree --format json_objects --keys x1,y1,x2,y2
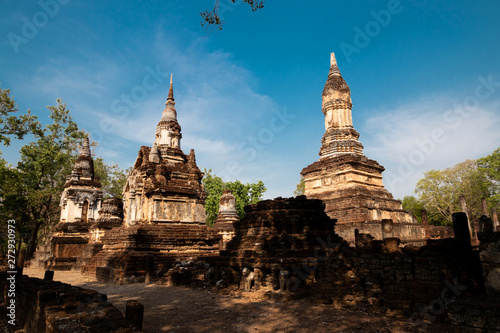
[
  {"x1": 0, "y1": 87, "x2": 39, "y2": 146},
  {"x1": 19, "y1": 100, "x2": 86, "y2": 259},
  {"x1": 226, "y1": 179, "x2": 266, "y2": 219},
  {"x1": 401, "y1": 195, "x2": 423, "y2": 223},
  {"x1": 401, "y1": 195, "x2": 446, "y2": 226},
  {"x1": 202, "y1": 169, "x2": 266, "y2": 225},
  {"x1": 202, "y1": 169, "x2": 226, "y2": 225},
  {"x1": 94, "y1": 157, "x2": 130, "y2": 199},
  {"x1": 201, "y1": 0, "x2": 265, "y2": 30},
  {"x1": 477, "y1": 147, "x2": 500, "y2": 208},
  {"x1": 0, "y1": 157, "x2": 30, "y2": 253},
  {"x1": 415, "y1": 159, "x2": 491, "y2": 226},
  {"x1": 0, "y1": 100, "x2": 86, "y2": 259},
  {"x1": 294, "y1": 175, "x2": 305, "y2": 196}
]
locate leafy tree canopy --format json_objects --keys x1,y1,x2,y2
[
  {"x1": 0, "y1": 87, "x2": 39, "y2": 146},
  {"x1": 94, "y1": 157, "x2": 130, "y2": 199},
  {"x1": 294, "y1": 175, "x2": 305, "y2": 197},
  {"x1": 477, "y1": 147, "x2": 500, "y2": 207},
  {"x1": 0, "y1": 100, "x2": 85, "y2": 258},
  {"x1": 414, "y1": 158, "x2": 493, "y2": 226},
  {"x1": 401, "y1": 195, "x2": 447, "y2": 226},
  {"x1": 202, "y1": 169, "x2": 266, "y2": 225}
]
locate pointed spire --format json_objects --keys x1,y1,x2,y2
[
  {"x1": 329, "y1": 52, "x2": 341, "y2": 77},
  {"x1": 80, "y1": 136, "x2": 91, "y2": 157},
  {"x1": 167, "y1": 73, "x2": 174, "y2": 101},
  {"x1": 160, "y1": 74, "x2": 177, "y2": 122}
]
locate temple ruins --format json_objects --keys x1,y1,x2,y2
[
  {"x1": 14, "y1": 52, "x2": 500, "y2": 332},
  {"x1": 301, "y1": 53, "x2": 423, "y2": 244}
]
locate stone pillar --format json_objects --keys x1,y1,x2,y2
[
  {"x1": 482, "y1": 198, "x2": 489, "y2": 217},
  {"x1": 492, "y1": 208, "x2": 499, "y2": 231},
  {"x1": 421, "y1": 209, "x2": 431, "y2": 239},
  {"x1": 473, "y1": 220, "x2": 480, "y2": 238},
  {"x1": 44, "y1": 270, "x2": 54, "y2": 281},
  {"x1": 125, "y1": 300, "x2": 144, "y2": 331},
  {"x1": 460, "y1": 196, "x2": 473, "y2": 238},
  {"x1": 452, "y1": 212, "x2": 471, "y2": 248},
  {"x1": 145, "y1": 255, "x2": 154, "y2": 284}
]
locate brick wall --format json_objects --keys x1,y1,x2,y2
[{"x1": 0, "y1": 273, "x2": 137, "y2": 332}]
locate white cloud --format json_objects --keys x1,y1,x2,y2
[{"x1": 362, "y1": 94, "x2": 500, "y2": 200}]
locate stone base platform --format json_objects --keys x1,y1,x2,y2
[
  {"x1": 82, "y1": 224, "x2": 221, "y2": 283},
  {"x1": 302, "y1": 154, "x2": 423, "y2": 244}
]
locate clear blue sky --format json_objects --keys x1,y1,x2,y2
[{"x1": 1, "y1": 1, "x2": 499, "y2": 199}]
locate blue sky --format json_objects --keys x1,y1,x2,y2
[{"x1": 1, "y1": 0, "x2": 499, "y2": 199}]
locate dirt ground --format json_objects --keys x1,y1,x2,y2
[{"x1": 22, "y1": 267, "x2": 450, "y2": 333}]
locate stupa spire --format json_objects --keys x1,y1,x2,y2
[
  {"x1": 329, "y1": 52, "x2": 341, "y2": 76},
  {"x1": 79, "y1": 136, "x2": 91, "y2": 157},
  {"x1": 160, "y1": 74, "x2": 177, "y2": 122},
  {"x1": 319, "y1": 52, "x2": 363, "y2": 158},
  {"x1": 167, "y1": 73, "x2": 174, "y2": 101},
  {"x1": 155, "y1": 75, "x2": 182, "y2": 148}
]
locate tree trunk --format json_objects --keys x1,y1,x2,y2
[{"x1": 25, "y1": 221, "x2": 42, "y2": 260}]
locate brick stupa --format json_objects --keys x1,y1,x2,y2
[
  {"x1": 45, "y1": 137, "x2": 104, "y2": 270},
  {"x1": 213, "y1": 189, "x2": 239, "y2": 250},
  {"x1": 82, "y1": 76, "x2": 220, "y2": 283},
  {"x1": 301, "y1": 53, "x2": 423, "y2": 243}
]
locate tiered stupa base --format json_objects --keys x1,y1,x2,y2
[
  {"x1": 45, "y1": 222, "x2": 94, "y2": 271},
  {"x1": 82, "y1": 224, "x2": 221, "y2": 283},
  {"x1": 302, "y1": 154, "x2": 423, "y2": 244}
]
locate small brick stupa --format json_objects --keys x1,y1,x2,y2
[
  {"x1": 213, "y1": 189, "x2": 239, "y2": 250},
  {"x1": 301, "y1": 53, "x2": 423, "y2": 244},
  {"x1": 82, "y1": 76, "x2": 220, "y2": 283},
  {"x1": 46, "y1": 137, "x2": 104, "y2": 270}
]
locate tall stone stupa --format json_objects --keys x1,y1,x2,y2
[
  {"x1": 301, "y1": 53, "x2": 423, "y2": 243},
  {"x1": 122, "y1": 74, "x2": 206, "y2": 225},
  {"x1": 82, "y1": 76, "x2": 221, "y2": 283}
]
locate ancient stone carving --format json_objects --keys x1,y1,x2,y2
[{"x1": 242, "y1": 267, "x2": 255, "y2": 290}]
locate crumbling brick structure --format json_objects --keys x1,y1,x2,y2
[
  {"x1": 211, "y1": 196, "x2": 486, "y2": 320},
  {"x1": 208, "y1": 196, "x2": 348, "y2": 292},
  {"x1": 0, "y1": 273, "x2": 136, "y2": 332},
  {"x1": 301, "y1": 53, "x2": 423, "y2": 244}
]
